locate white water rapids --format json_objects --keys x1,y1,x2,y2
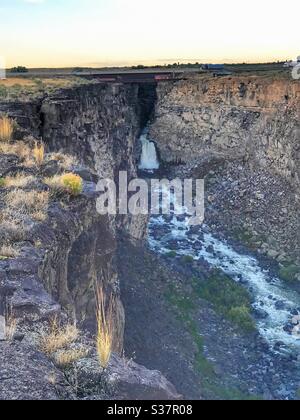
[{"x1": 148, "y1": 189, "x2": 300, "y2": 354}]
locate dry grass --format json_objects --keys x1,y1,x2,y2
[
  {"x1": 0, "y1": 141, "x2": 32, "y2": 163},
  {"x1": 0, "y1": 116, "x2": 14, "y2": 143},
  {"x1": 5, "y1": 190, "x2": 49, "y2": 221},
  {"x1": 5, "y1": 309, "x2": 18, "y2": 341},
  {"x1": 13, "y1": 141, "x2": 32, "y2": 161},
  {"x1": 0, "y1": 77, "x2": 92, "y2": 102},
  {"x1": 0, "y1": 219, "x2": 26, "y2": 243},
  {"x1": 0, "y1": 78, "x2": 35, "y2": 87},
  {"x1": 3, "y1": 174, "x2": 35, "y2": 188},
  {"x1": 44, "y1": 175, "x2": 65, "y2": 197},
  {"x1": 49, "y1": 153, "x2": 78, "y2": 170},
  {"x1": 54, "y1": 347, "x2": 89, "y2": 368},
  {"x1": 0, "y1": 245, "x2": 19, "y2": 259},
  {"x1": 46, "y1": 373, "x2": 58, "y2": 386},
  {"x1": 32, "y1": 210, "x2": 48, "y2": 222},
  {"x1": 0, "y1": 142, "x2": 12, "y2": 154},
  {"x1": 33, "y1": 142, "x2": 45, "y2": 166},
  {"x1": 39, "y1": 319, "x2": 79, "y2": 355},
  {"x1": 95, "y1": 286, "x2": 114, "y2": 369}
]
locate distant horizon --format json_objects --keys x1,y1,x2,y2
[{"x1": 6, "y1": 59, "x2": 292, "y2": 71}]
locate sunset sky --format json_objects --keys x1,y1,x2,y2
[{"x1": 0, "y1": 0, "x2": 299, "y2": 68}]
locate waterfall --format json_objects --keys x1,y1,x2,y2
[{"x1": 139, "y1": 132, "x2": 159, "y2": 171}]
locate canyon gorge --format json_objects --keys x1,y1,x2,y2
[{"x1": 0, "y1": 74, "x2": 299, "y2": 400}]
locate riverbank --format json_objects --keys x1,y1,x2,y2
[{"x1": 119, "y1": 238, "x2": 300, "y2": 400}]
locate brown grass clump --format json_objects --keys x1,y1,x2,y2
[
  {"x1": 0, "y1": 78, "x2": 35, "y2": 88},
  {"x1": 54, "y1": 347, "x2": 89, "y2": 368},
  {"x1": 0, "y1": 219, "x2": 26, "y2": 243},
  {"x1": 0, "y1": 142, "x2": 12, "y2": 155},
  {"x1": 49, "y1": 153, "x2": 78, "y2": 170},
  {"x1": 3, "y1": 174, "x2": 35, "y2": 188},
  {"x1": 39, "y1": 319, "x2": 79, "y2": 355},
  {"x1": 33, "y1": 141, "x2": 45, "y2": 166},
  {"x1": 44, "y1": 175, "x2": 65, "y2": 197},
  {"x1": 14, "y1": 141, "x2": 32, "y2": 162},
  {"x1": 0, "y1": 139, "x2": 33, "y2": 168},
  {"x1": 5, "y1": 190, "x2": 49, "y2": 221},
  {"x1": 95, "y1": 286, "x2": 114, "y2": 369},
  {"x1": 0, "y1": 116, "x2": 14, "y2": 143},
  {"x1": 0, "y1": 245, "x2": 19, "y2": 259},
  {"x1": 0, "y1": 141, "x2": 32, "y2": 162},
  {"x1": 5, "y1": 308, "x2": 18, "y2": 341}
]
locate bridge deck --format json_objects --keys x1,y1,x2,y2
[{"x1": 8, "y1": 68, "x2": 201, "y2": 83}]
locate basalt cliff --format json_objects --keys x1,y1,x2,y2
[
  {"x1": 150, "y1": 76, "x2": 300, "y2": 265},
  {"x1": 151, "y1": 76, "x2": 300, "y2": 187}
]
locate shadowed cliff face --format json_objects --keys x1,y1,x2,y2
[
  {"x1": 40, "y1": 84, "x2": 139, "y2": 180},
  {"x1": 40, "y1": 83, "x2": 151, "y2": 240},
  {"x1": 0, "y1": 82, "x2": 152, "y2": 344},
  {"x1": 150, "y1": 76, "x2": 300, "y2": 187}
]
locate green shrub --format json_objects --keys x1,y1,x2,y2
[
  {"x1": 0, "y1": 178, "x2": 5, "y2": 188},
  {"x1": 60, "y1": 173, "x2": 83, "y2": 196},
  {"x1": 164, "y1": 282, "x2": 258, "y2": 399},
  {"x1": 166, "y1": 251, "x2": 177, "y2": 258},
  {"x1": 192, "y1": 270, "x2": 255, "y2": 332},
  {"x1": 279, "y1": 264, "x2": 300, "y2": 283},
  {"x1": 228, "y1": 306, "x2": 255, "y2": 332},
  {"x1": 182, "y1": 255, "x2": 194, "y2": 264},
  {"x1": 165, "y1": 285, "x2": 214, "y2": 377}
]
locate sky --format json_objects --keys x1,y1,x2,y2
[{"x1": 0, "y1": 0, "x2": 299, "y2": 68}]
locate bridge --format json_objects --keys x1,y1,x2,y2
[
  {"x1": 8, "y1": 68, "x2": 202, "y2": 84},
  {"x1": 76, "y1": 68, "x2": 198, "y2": 83}
]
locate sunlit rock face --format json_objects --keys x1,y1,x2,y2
[{"x1": 150, "y1": 76, "x2": 300, "y2": 187}]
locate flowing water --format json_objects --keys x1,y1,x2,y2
[
  {"x1": 147, "y1": 187, "x2": 300, "y2": 354},
  {"x1": 149, "y1": 215, "x2": 300, "y2": 348},
  {"x1": 139, "y1": 136, "x2": 300, "y2": 354},
  {"x1": 139, "y1": 131, "x2": 160, "y2": 171}
]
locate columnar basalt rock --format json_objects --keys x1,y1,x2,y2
[{"x1": 150, "y1": 75, "x2": 300, "y2": 188}]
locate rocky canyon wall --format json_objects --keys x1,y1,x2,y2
[
  {"x1": 0, "y1": 82, "x2": 183, "y2": 400},
  {"x1": 0, "y1": 82, "x2": 149, "y2": 345},
  {"x1": 150, "y1": 76, "x2": 300, "y2": 187}
]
